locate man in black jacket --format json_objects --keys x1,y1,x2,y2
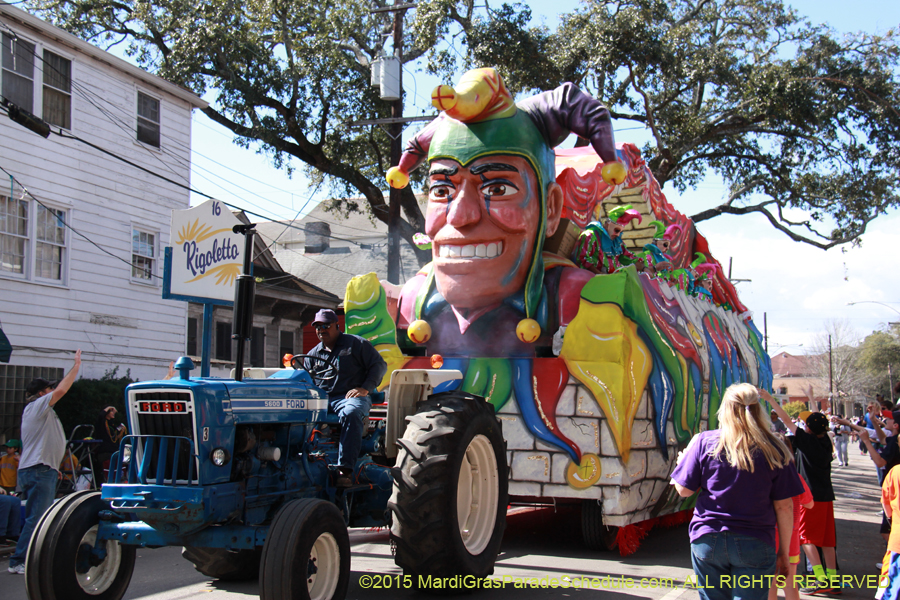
[{"x1": 303, "y1": 309, "x2": 386, "y2": 487}]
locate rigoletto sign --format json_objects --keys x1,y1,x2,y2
[{"x1": 169, "y1": 200, "x2": 244, "y2": 303}]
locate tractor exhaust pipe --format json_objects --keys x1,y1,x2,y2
[{"x1": 232, "y1": 224, "x2": 256, "y2": 382}]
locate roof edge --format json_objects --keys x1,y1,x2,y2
[{"x1": 0, "y1": 3, "x2": 208, "y2": 109}]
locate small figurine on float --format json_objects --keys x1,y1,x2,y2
[
  {"x1": 668, "y1": 252, "x2": 707, "y2": 294},
  {"x1": 641, "y1": 221, "x2": 681, "y2": 277},
  {"x1": 693, "y1": 263, "x2": 718, "y2": 302},
  {"x1": 572, "y1": 204, "x2": 645, "y2": 274}
]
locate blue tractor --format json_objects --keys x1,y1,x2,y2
[{"x1": 24, "y1": 226, "x2": 508, "y2": 600}]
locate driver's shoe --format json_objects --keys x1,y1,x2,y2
[{"x1": 334, "y1": 467, "x2": 353, "y2": 488}]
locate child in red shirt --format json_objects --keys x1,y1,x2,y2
[{"x1": 769, "y1": 455, "x2": 814, "y2": 600}]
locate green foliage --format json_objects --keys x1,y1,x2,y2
[
  {"x1": 857, "y1": 325, "x2": 900, "y2": 398},
  {"x1": 783, "y1": 400, "x2": 808, "y2": 419},
  {"x1": 26, "y1": 0, "x2": 900, "y2": 250},
  {"x1": 53, "y1": 368, "x2": 134, "y2": 440},
  {"x1": 417, "y1": 0, "x2": 900, "y2": 249},
  {"x1": 27, "y1": 0, "x2": 431, "y2": 264}
]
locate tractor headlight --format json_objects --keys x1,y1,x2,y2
[{"x1": 211, "y1": 448, "x2": 230, "y2": 467}]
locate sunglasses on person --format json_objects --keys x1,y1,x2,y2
[{"x1": 313, "y1": 323, "x2": 333, "y2": 330}]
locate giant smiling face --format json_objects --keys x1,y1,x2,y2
[{"x1": 426, "y1": 156, "x2": 562, "y2": 311}]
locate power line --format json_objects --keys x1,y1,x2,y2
[
  {"x1": 2, "y1": 20, "x2": 416, "y2": 244},
  {"x1": 0, "y1": 163, "x2": 161, "y2": 278}
]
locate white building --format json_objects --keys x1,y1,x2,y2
[{"x1": 0, "y1": 4, "x2": 206, "y2": 431}]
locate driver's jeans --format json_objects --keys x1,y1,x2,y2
[{"x1": 330, "y1": 395, "x2": 372, "y2": 470}]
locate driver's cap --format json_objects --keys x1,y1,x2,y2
[{"x1": 312, "y1": 309, "x2": 338, "y2": 326}]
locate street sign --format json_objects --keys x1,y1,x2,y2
[{"x1": 167, "y1": 200, "x2": 243, "y2": 304}]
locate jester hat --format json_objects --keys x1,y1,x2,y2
[
  {"x1": 649, "y1": 220, "x2": 683, "y2": 241},
  {"x1": 607, "y1": 204, "x2": 642, "y2": 227},
  {"x1": 386, "y1": 67, "x2": 619, "y2": 321}
]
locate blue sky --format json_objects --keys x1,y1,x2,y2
[{"x1": 186, "y1": 0, "x2": 900, "y2": 355}]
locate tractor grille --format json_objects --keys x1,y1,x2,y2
[{"x1": 130, "y1": 391, "x2": 197, "y2": 483}]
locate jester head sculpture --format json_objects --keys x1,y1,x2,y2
[{"x1": 386, "y1": 68, "x2": 624, "y2": 346}]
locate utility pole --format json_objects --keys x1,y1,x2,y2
[
  {"x1": 359, "y1": 2, "x2": 420, "y2": 284},
  {"x1": 828, "y1": 334, "x2": 834, "y2": 415},
  {"x1": 387, "y1": 0, "x2": 406, "y2": 284}
]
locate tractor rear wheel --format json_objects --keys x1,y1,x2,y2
[{"x1": 389, "y1": 391, "x2": 508, "y2": 580}]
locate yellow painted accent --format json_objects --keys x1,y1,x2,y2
[
  {"x1": 516, "y1": 318, "x2": 541, "y2": 343},
  {"x1": 601, "y1": 162, "x2": 627, "y2": 185},
  {"x1": 386, "y1": 166, "x2": 409, "y2": 190},
  {"x1": 566, "y1": 453, "x2": 602, "y2": 488},
  {"x1": 560, "y1": 302, "x2": 652, "y2": 462},
  {"x1": 175, "y1": 219, "x2": 234, "y2": 245},
  {"x1": 184, "y1": 262, "x2": 241, "y2": 286},
  {"x1": 408, "y1": 320, "x2": 432, "y2": 344},
  {"x1": 374, "y1": 344, "x2": 412, "y2": 392}
]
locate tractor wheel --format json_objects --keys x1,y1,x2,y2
[
  {"x1": 182, "y1": 546, "x2": 262, "y2": 581},
  {"x1": 581, "y1": 499, "x2": 619, "y2": 551},
  {"x1": 259, "y1": 498, "x2": 350, "y2": 600},
  {"x1": 25, "y1": 490, "x2": 136, "y2": 600},
  {"x1": 389, "y1": 391, "x2": 508, "y2": 580}
]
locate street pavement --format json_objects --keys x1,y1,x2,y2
[{"x1": 0, "y1": 446, "x2": 888, "y2": 600}]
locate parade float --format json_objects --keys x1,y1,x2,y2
[{"x1": 351, "y1": 67, "x2": 772, "y2": 554}]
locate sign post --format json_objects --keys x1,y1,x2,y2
[{"x1": 163, "y1": 200, "x2": 245, "y2": 377}]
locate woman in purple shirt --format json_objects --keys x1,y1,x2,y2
[{"x1": 671, "y1": 383, "x2": 803, "y2": 600}]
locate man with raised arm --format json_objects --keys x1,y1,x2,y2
[{"x1": 8, "y1": 349, "x2": 81, "y2": 575}]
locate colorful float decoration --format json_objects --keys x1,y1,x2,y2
[{"x1": 348, "y1": 68, "x2": 771, "y2": 554}]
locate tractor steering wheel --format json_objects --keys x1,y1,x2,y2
[{"x1": 289, "y1": 354, "x2": 338, "y2": 388}]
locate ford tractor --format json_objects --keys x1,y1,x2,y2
[{"x1": 25, "y1": 225, "x2": 508, "y2": 600}]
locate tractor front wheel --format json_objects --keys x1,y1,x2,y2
[
  {"x1": 259, "y1": 498, "x2": 350, "y2": 600},
  {"x1": 25, "y1": 490, "x2": 136, "y2": 600}
]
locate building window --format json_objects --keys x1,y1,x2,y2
[
  {"x1": 42, "y1": 50, "x2": 71, "y2": 129},
  {"x1": 187, "y1": 317, "x2": 198, "y2": 356},
  {"x1": 0, "y1": 194, "x2": 67, "y2": 282},
  {"x1": 779, "y1": 386, "x2": 788, "y2": 395},
  {"x1": 2, "y1": 33, "x2": 71, "y2": 128},
  {"x1": 280, "y1": 330, "x2": 294, "y2": 360},
  {"x1": 0, "y1": 194, "x2": 27, "y2": 274},
  {"x1": 251, "y1": 327, "x2": 265, "y2": 367},
  {"x1": 131, "y1": 229, "x2": 155, "y2": 281},
  {"x1": 136, "y1": 91, "x2": 160, "y2": 147},
  {"x1": 215, "y1": 322, "x2": 232, "y2": 361},
  {"x1": 35, "y1": 204, "x2": 65, "y2": 279},
  {"x1": 1, "y1": 32, "x2": 35, "y2": 112}
]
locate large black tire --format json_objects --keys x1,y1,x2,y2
[
  {"x1": 388, "y1": 391, "x2": 508, "y2": 580},
  {"x1": 259, "y1": 498, "x2": 350, "y2": 600},
  {"x1": 25, "y1": 490, "x2": 136, "y2": 600},
  {"x1": 182, "y1": 546, "x2": 262, "y2": 581},
  {"x1": 581, "y1": 499, "x2": 619, "y2": 551}
]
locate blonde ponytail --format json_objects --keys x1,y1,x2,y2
[{"x1": 710, "y1": 382, "x2": 794, "y2": 472}]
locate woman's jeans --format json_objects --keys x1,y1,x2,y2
[{"x1": 691, "y1": 531, "x2": 777, "y2": 600}]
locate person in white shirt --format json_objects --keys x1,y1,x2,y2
[{"x1": 7, "y1": 349, "x2": 81, "y2": 575}]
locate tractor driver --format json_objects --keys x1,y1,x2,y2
[{"x1": 303, "y1": 309, "x2": 386, "y2": 487}]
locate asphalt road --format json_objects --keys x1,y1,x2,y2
[{"x1": 0, "y1": 449, "x2": 888, "y2": 600}]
